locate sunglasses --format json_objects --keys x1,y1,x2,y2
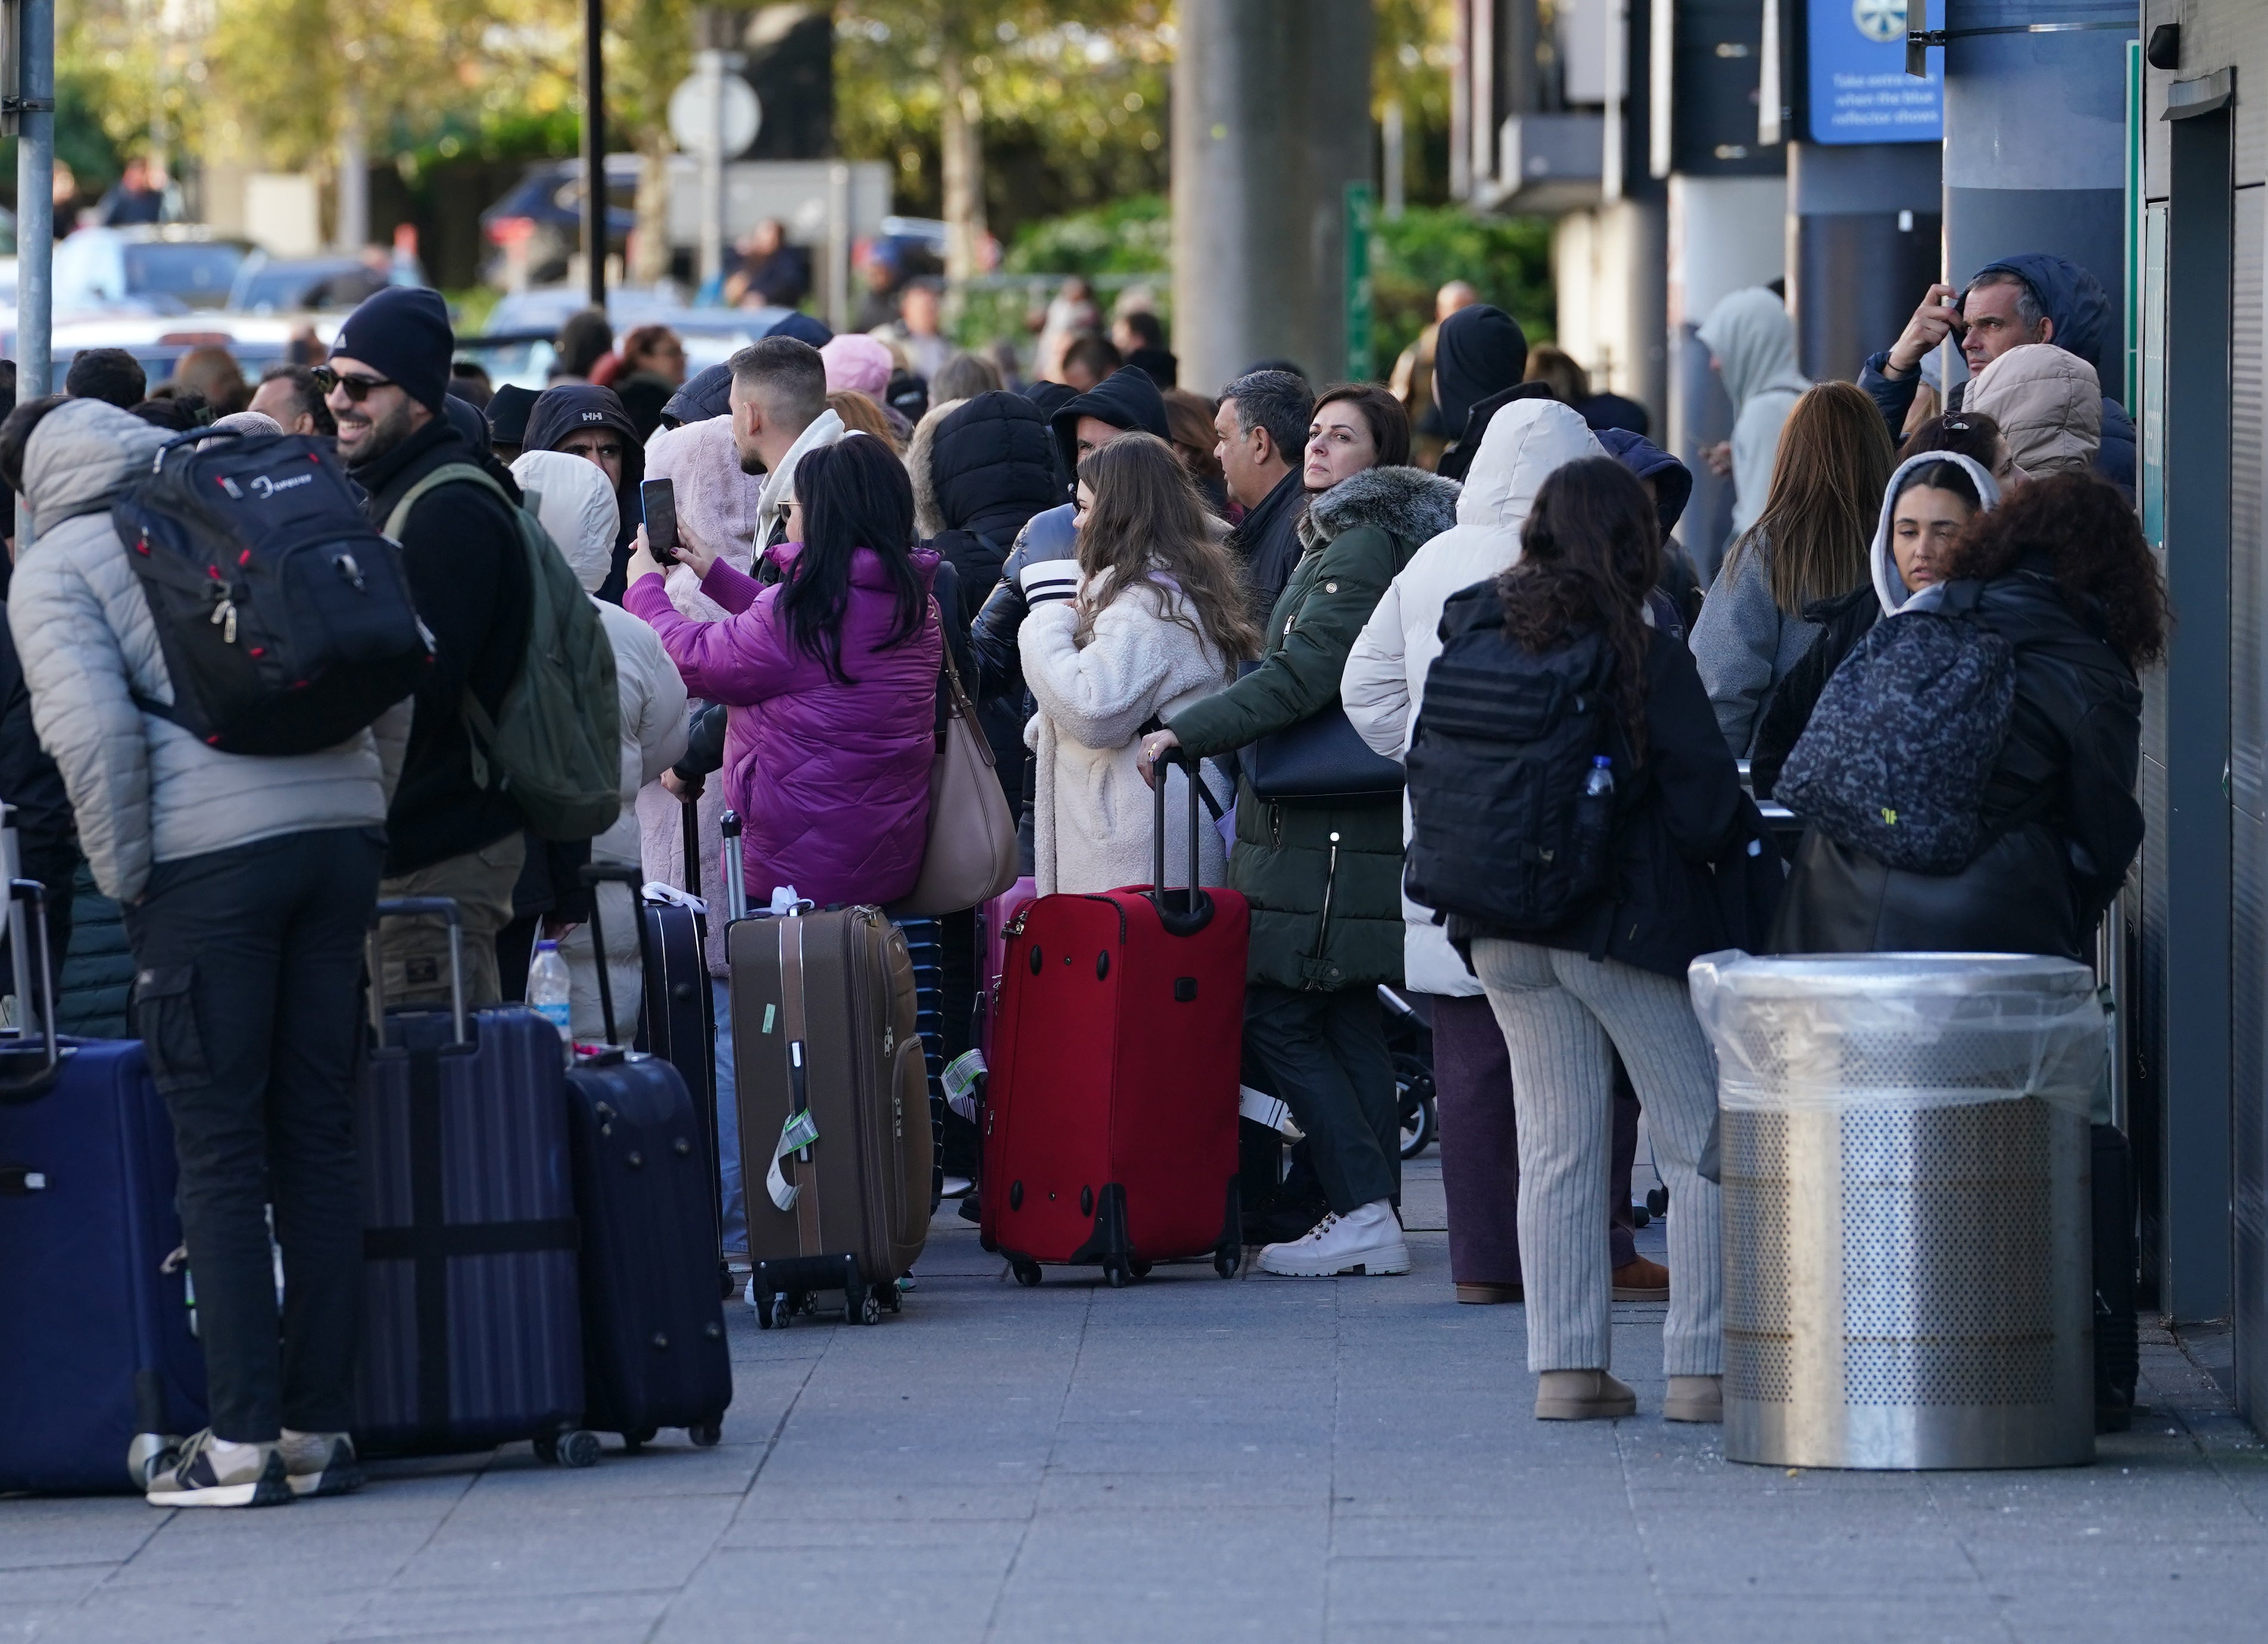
[{"x1": 311, "y1": 366, "x2": 396, "y2": 403}]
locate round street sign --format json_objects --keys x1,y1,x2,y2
[{"x1": 669, "y1": 71, "x2": 762, "y2": 159}]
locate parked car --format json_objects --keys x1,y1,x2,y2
[
  {"x1": 52, "y1": 226, "x2": 255, "y2": 315},
  {"x1": 480, "y1": 157, "x2": 641, "y2": 289},
  {"x1": 226, "y1": 252, "x2": 390, "y2": 315},
  {"x1": 0, "y1": 314, "x2": 341, "y2": 390}
]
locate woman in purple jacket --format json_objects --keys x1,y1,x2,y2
[{"x1": 625, "y1": 433, "x2": 941, "y2": 906}]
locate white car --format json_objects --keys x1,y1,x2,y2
[{"x1": 52, "y1": 226, "x2": 256, "y2": 316}]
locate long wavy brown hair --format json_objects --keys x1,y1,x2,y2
[
  {"x1": 1725, "y1": 380, "x2": 1898, "y2": 616},
  {"x1": 1498, "y1": 457, "x2": 1662, "y2": 762},
  {"x1": 1942, "y1": 472, "x2": 2169, "y2": 668},
  {"x1": 1074, "y1": 433, "x2": 1260, "y2": 663}
]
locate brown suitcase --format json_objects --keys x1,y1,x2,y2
[{"x1": 728, "y1": 905, "x2": 932, "y2": 1327}]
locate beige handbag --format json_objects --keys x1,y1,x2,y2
[{"x1": 897, "y1": 629, "x2": 1020, "y2": 916}]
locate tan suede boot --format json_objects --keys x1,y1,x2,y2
[
  {"x1": 1455, "y1": 1282, "x2": 1523, "y2": 1304},
  {"x1": 1664, "y1": 1375, "x2": 1724, "y2": 1423},
  {"x1": 1534, "y1": 1368, "x2": 1637, "y2": 1420}
]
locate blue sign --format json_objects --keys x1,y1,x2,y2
[{"x1": 1808, "y1": 0, "x2": 1942, "y2": 144}]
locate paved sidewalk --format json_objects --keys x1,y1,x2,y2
[{"x1": 8, "y1": 1158, "x2": 2268, "y2": 1643}]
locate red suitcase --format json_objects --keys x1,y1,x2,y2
[
  {"x1": 981, "y1": 759, "x2": 1247, "y2": 1287},
  {"x1": 975, "y1": 875, "x2": 1037, "y2": 1060}
]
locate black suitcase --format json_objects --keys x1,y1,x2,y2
[
  {"x1": 567, "y1": 866, "x2": 733, "y2": 1450},
  {"x1": 355, "y1": 899, "x2": 598, "y2": 1466}
]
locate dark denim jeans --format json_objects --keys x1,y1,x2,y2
[{"x1": 124, "y1": 825, "x2": 385, "y2": 1442}]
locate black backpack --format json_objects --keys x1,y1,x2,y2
[
  {"x1": 1405, "y1": 585, "x2": 1621, "y2": 932},
  {"x1": 112, "y1": 429, "x2": 432, "y2": 756},
  {"x1": 1774, "y1": 581, "x2": 2016, "y2": 874}
]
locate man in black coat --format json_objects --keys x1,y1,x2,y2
[
  {"x1": 1212, "y1": 369, "x2": 1315, "y2": 605},
  {"x1": 521, "y1": 382, "x2": 644, "y2": 603},
  {"x1": 326, "y1": 287, "x2": 532, "y2": 1008}
]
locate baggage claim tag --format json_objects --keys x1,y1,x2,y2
[
  {"x1": 940, "y1": 1049, "x2": 985, "y2": 1122},
  {"x1": 768, "y1": 1106, "x2": 819, "y2": 1212},
  {"x1": 1239, "y1": 1085, "x2": 1293, "y2": 1134}
]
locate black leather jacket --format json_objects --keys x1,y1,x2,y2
[{"x1": 1770, "y1": 560, "x2": 2142, "y2": 960}]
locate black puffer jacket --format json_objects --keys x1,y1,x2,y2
[
  {"x1": 1771, "y1": 560, "x2": 2141, "y2": 960},
  {"x1": 916, "y1": 391, "x2": 1061, "y2": 622},
  {"x1": 1439, "y1": 596, "x2": 1746, "y2": 980}
]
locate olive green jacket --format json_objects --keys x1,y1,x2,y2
[{"x1": 1167, "y1": 466, "x2": 1459, "y2": 991}]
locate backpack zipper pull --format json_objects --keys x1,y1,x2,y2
[{"x1": 210, "y1": 598, "x2": 238, "y2": 644}]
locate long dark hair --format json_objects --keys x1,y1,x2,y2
[
  {"x1": 1725, "y1": 381, "x2": 1898, "y2": 616},
  {"x1": 1498, "y1": 457, "x2": 1662, "y2": 761},
  {"x1": 1942, "y1": 472, "x2": 2168, "y2": 668},
  {"x1": 779, "y1": 434, "x2": 927, "y2": 684},
  {"x1": 1074, "y1": 433, "x2": 1259, "y2": 663}
]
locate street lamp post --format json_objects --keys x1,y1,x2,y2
[
  {"x1": 13, "y1": 0, "x2": 55, "y2": 548},
  {"x1": 582, "y1": 0, "x2": 606, "y2": 313}
]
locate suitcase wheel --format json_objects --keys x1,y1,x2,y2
[
  {"x1": 851, "y1": 1290, "x2": 882, "y2": 1326},
  {"x1": 1011, "y1": 1258, "x2": 1043, "y2": 1288},
  {"x1": 1102, "y1": 1257, "x2": 1131, "y2": 1289},
  {"x1": 689, "y1": 1421, "x2": 723, "y2": 1448},
  {"x1": 1646, "y1": 1186, "x2": 1670, "y2": 1217},
  {"x1": 1130, "y1": 1259, "x2": 1153, "y2": 1280},
  {"x1": 534, "y1": 1430, "x2": 601, "y2": 1468},
  {"x1": 766, "y1": 1292, "x2": 794, "y2": 1330},
  {"x1": 1215, "y1": 1249, "x2": 1241, "y2": 1280}
]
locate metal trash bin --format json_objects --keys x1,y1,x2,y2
[{"x1": 1689, "y1": 953, "x2": 2104, "y2": 1470}]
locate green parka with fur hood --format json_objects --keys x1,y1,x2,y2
[{"x1": 1165, "y1": 465, "x2": 1461, "y2": 992}]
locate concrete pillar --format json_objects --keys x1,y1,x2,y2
[
  {"x1": 1786, "y1": 141, "x2": 1942, "y2": 383},
  {"x1": 1941, "y1": 0, "x2": 2127, "y2": 338},
  {"x1": 1172, "y1": 0, "x2": 1374, "y2": 394}
]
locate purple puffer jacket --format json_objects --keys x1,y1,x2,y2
[{"x1": 627, "y1": 542, "x2": 940, "y2": 906}]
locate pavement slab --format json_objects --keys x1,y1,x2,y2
[{"x1": 8, "y1": 1155, "x2": 2268, "y2": 1642}]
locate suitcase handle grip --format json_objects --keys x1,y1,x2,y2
[
  {"x1": 719, "y1": 811, "x2": 749, "y2": 925},
  {"x1": 1149, "y1": 748, "x2": 1216, "y2": 938},
  {"x1": 0, "y1": 879, "x2": 69, "y2": 1103},
  {"x1": 576, "y1": 863, "x2": 664, "y2": 1051},
  {"x1": 368, "y1": 898, "x2": 467, "y2": 1046}
]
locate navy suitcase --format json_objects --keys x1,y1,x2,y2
[
  {"x1": 568, "y1": 867, "x2": 732, "y2": 1450},
  {"x1": 354, "y1": 898, "x2": 598, "y2": 1466},
  {"x1": 0, "y1": 881, "x2": 207, "y2": 1493}
]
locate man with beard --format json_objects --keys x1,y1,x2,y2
[
  {"x1": 726, "y1": 335, "x2": 843, "y2": 551},
  {"x1": 323, "y1": 286, "x2": 532, "y2": 1007}
]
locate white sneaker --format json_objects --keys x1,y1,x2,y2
[{"x1": 1257, "y1": 1200, "x2": 1410, "y2": 1277}]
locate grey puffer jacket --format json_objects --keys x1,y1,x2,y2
[{"x1": 8, "y1": 398, "x2": 410, "y2": 904}]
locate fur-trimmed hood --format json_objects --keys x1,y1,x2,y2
[{"x1": 1297, "y1": 464, "x2": 1462, "y2": 553}]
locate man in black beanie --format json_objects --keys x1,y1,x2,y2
[{"x1": 325, "y1": 285, "x2": 533, "y2": 1008}]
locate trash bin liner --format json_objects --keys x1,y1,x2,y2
[{"x1": 1689, "y1": 952, "x2": 2104, "y2": 1470}]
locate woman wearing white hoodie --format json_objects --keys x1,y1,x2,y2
[
  {"x1": 1020, "y1": 433, "x2": 1256, "y2": 895},
  {"x1": 1344, "y1": 398, "x2": 1643, "y2": 1305},
  {"x1": 510, "y1": 450, "x2": 690, "y2": 1040}
]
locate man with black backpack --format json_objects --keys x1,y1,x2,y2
[
  {"x1": 4, "y1": 392, "x2": 414, "y2": 1503},
  {"x1": 325, "y1": 288, "x2": 537, "y2": 1009}
]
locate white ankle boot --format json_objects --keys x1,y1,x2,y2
[{"x1": 1257, "y1": 1199, "x2": 1410, "y2": 1277}]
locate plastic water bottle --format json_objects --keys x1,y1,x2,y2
[
  {"x1": 1571, "y1": 756, "x2": 1616, "y2": 888},
  {"x1": 529, "y1": 939, "x2": 573, "y2": 1057},
  {"x1": 1585, "y1": 754, "x2": 1615, "y2": 800}
]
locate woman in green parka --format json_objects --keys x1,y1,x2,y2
[{"x1": 1141, "y1": 383, "x2": 1461, "y2": 1278}]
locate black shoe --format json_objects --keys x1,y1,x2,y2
[{"x1": 1244, "y1": 1182, "x2": 1330, "y2": 1246}]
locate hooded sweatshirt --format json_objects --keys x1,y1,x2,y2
[
  {"x1": 1961, "y1": 343, "x2": 2102, "y2": 478},
  {"x1": 1596, "y1": 426, "x2": 1704, "y2": 628},
  {"x1": 1047, "y1": 366, "x2": 1171, "y2": 492},
  {"x1": 513, "y1": 450, "x2": 690, "y2": 1037},
  {"x1": 8, "y1": 398, "x2": 410, "y2": 902},
  {"x1": 1868, "y1": 450, "x2": 2004, "y2": 617},
  {"x1": 1697, "y1": 288, "x2": 1810, "y2": 539},
  {"x1": 661, "y1": 363, "x2": 733, "y2": 428},
  {"x1": 1342, "y1": 399, "x2": 1601, "y2": 995},
  {"x1": 522, "y1": 382, "x2": 645, "y2": 601}
]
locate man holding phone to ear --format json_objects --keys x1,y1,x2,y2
[{"x1": 1858, "y1": 254, "x2": 2134, "y2": 491}]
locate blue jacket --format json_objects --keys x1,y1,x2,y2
[{"x1": 1857, "y1": 253, "x2": 2133, "y2": 494}]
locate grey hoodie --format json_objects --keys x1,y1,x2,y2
[
  {"x1": 1868, "y1": 450, "x2": 2004, "y2": 617},
  {"x1": 8, "y1": 398, "x2": 408, "y2": 903},
  {"x1": 1697, "y1": 288, "x2": 1810, "y2": 539}
]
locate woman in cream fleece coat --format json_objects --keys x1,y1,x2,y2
[{"x1": 1019, "y1": 433, "x2": 1257, "y2": 896}]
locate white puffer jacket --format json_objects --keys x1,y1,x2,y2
[
  {"x1": 1340, "y1": 398, "x2": 1603, "y2": 995},
  {"x1": 1020, "y1": 573, "x2": 1236, "y2": 897},
  {"x1": 8, "y1": 397, "x2": 410, "y2": 904},
  {"x1": 513, "y1": 451, "x2": 690, "y2": 1037}
]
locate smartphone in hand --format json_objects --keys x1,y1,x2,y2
[{"x1": 641, "y1": 477, "x2": 679, "y2": 563}]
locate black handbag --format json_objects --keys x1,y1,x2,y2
[{"x1": 1235, "y1": 661, "x2": 1405, "y2": 803}]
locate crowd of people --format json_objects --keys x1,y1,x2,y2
[{"x1": 0, "y1": 247, "x2": 2162, "y2": 1503}]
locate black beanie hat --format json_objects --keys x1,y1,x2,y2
[{"x1": 330, "y1": 287, "x2": 454, "y2": 411}]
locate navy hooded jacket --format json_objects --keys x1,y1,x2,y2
[
  {"x1": 1047, "y1": 366, "x2": 1171, "y2": 495},
  {"x1": 1858, "y1": 253, "x2": 2133, "y2": 494},
  {"x1": 522, "y1": 382, "x2": 645, "y2": 601}
]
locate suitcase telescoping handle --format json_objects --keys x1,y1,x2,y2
[
  {"x1": 367, "y1": 897, "x2": 468, "y2": 1046},
  {"x1": 0, "y1": 878, "x2": 68, "y2": 1102},
  {"x1": 575, "y1": 863, "x2": 664, "y2": 1051},
  {"x1": 1149, "y1": 748, "x2": 1216, "y2": 938},
  {"x1": 720, "y1": 810, "x2": 748, "y2": 924}
]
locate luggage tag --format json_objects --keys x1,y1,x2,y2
[
  {"x1": 767, "y1": 1102, "x2": 820, "y2": 1212},
  {"x1": 941, "y1": 1049, "x2": 985, "y2": 1122},
  {"x1": 1238, "y1": 1084, "x2": 1293, "y2": 1134}
]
